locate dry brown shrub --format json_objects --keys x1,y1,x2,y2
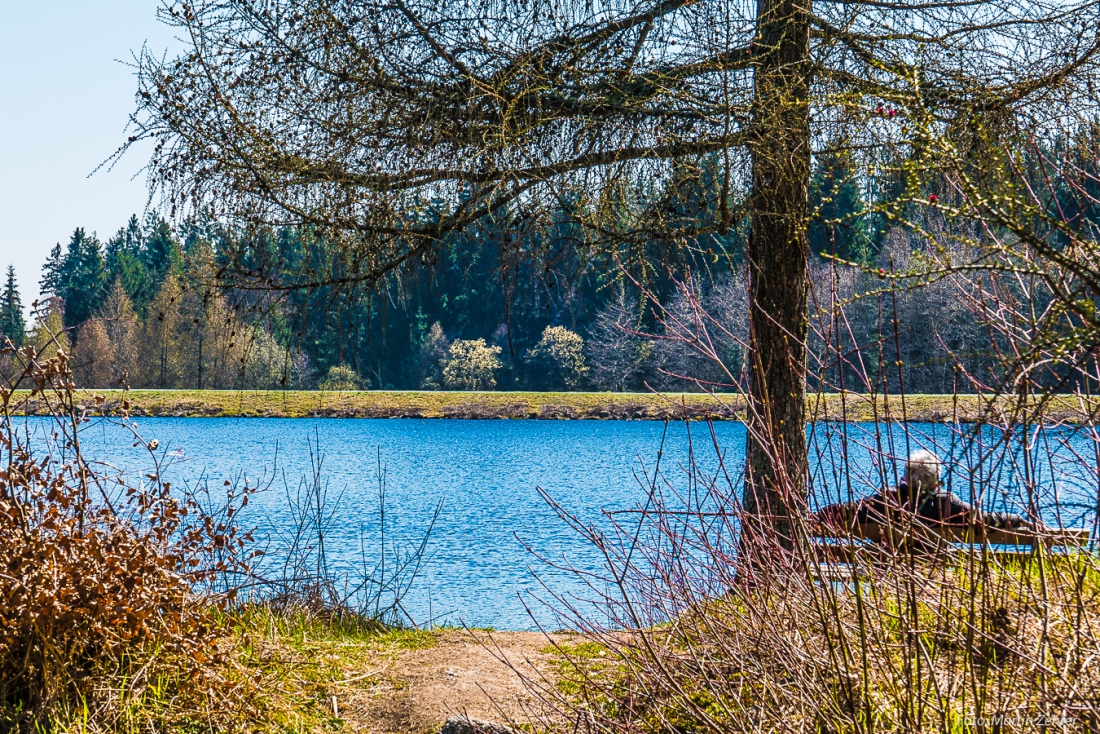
[{"x1": 0, "y1": 341, "x2": 260, "y2": 732}]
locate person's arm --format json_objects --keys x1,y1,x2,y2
[
  {"x1": 927, "y1": 490, "x2": 1030, "y2": 530},
  {"x1": 812, "y1": 501, "x2": 859, "y2": 528},
  {"x1": 813, "y1": 494, "x2": 890, "y2": 529},
  {"x1": 981, "y1": 509, "x2": 1030, "y2": 530}
]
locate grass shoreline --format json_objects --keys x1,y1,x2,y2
[{"x1": 9, "y1": 388, "x2": 1088, "y2": 422}]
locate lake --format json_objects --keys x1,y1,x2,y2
[{"x1": 17, "y1": 417, "x2": 1098, "y2": 629}]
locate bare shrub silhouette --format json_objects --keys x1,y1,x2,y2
[
  {"x1": 257, "y1": 434, "x2": 442, "y2": 629},
  {"x1": 495, "y1": 259, "x2": 1100, "y2": 732}
]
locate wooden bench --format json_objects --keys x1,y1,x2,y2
[{"x1": 809, "y1": 521, "x2": 1093, "y2": 580}]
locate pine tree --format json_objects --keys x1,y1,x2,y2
[{"x1": 0, "y1": 266, "x2": 26, "y2": 348}]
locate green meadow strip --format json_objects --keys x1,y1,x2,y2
[{"x1": 9, "y1": 389, "x2": 1087, "y2": 422}]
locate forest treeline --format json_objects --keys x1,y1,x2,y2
[{"x1": 0, "y1": 149, "x2": 1091, "y2": 393}]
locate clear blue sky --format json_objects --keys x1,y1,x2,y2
[{"x1": 0, "y1": 1, "x2": 179, "y2": 315}]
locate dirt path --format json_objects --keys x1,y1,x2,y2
[{"x1": 334, "y1": 630, "x2": 576, "y2": 734}]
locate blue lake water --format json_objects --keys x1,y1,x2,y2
[{"x1": 16, "y1": 417, "x2": 1099, "y2": 629}]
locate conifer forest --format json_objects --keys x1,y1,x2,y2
[{"x1": 8, "y1": 134, "x2": 1096, "y2": 394}]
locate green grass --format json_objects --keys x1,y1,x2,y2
[
  {"x1": 9, "y1": 388, "x2": 1077, "y2": 422},
  {"x1": 12, "y1": 388, "x2": 735, "y2": 420},
  {"x1": 215, "y1": 607, "x2": 447, "y2": 732},
  {"x1": 370, "y1": 627, "x2": 439, "y2": 651}
]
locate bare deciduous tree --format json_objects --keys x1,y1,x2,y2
[{"x1": 584, "y1": 292, "x2": 651, "y2": 391}]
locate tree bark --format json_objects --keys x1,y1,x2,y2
[{"x1": 743, "y1": 0, "x2": 811, "y2": 548}]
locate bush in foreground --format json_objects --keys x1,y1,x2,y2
[{"x1": 0, "y1": 345, "x2": 259, "y2": 731}]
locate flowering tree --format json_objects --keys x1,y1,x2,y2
[
  {"x1": 526, "y1": 326, "x2": 589, "y2": 390},
  {"x1": 442, "y1": 339, "x2": 502, "y2": 390}
]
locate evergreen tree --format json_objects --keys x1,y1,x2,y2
[
  {"x1": 106, "y1": 215, "x2": 143, "y2": 269},
  {"x1": 867, "y1": 151, "x2": 909, "y2": 250},
  {"x1": 106, "y1": 215, "x2": 148, "y2": 308},
  {"x1": 21, "y1": 210, "x2": 1022, "y2": 393},
  {"x1": 1050, "y1": 125, "x2": 1100, "y2": 247},
  {"x1": 124, "y1": 215, "x2": 183, "y2": 312},
  {"x1": 0, "y1": 266, "x2": 26, "y2": 347},
  {"x1": 809, "y1": 153, "x2": 873, "y2": 263},
  {"x1": 144, "y1": 216, "x2": 182, "y2": 280},
  {"x1": 58, "y1": 228, "x2": 108, "y2": 328},
  {"x1": 39, "y1": 243, "x2": 64, "y2": 298}
]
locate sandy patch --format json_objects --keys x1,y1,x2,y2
[{"x1": 334, "y1": 630, "x2": 575, "y2": 734}]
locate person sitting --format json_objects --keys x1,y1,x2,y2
[{"x1": 813, "y1": 449, "x2": 1034, "y2": 540}]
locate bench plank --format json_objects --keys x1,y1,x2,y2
[
  {"x1": 814, "y1": 522, "x2": 1091, "y2": 548},
  {"x1": 807, "y1": 523, "x2": 1092, "y2": 581}
]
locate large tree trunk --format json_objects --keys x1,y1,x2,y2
[{"x1": 743, "y1": 0, "x2": 812, "y2": 549}]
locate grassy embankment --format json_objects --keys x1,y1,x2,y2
[{"x1": 10, "y1": 388, "x2": 1088, "y2": 421}]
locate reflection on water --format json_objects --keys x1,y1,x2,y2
[{"x1": 16, "y1": 416, "x2": 1098, "y2": 629}]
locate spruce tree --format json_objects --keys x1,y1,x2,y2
[
  {"x1": 809, "y1": 153, "x2": 873, "y2": 263},
  {"x1": 0, "y1": 266, "x2": 26, "y2": 348},
  {"x1": 143, "y1": 216, "x2": 181, "y2": 280},
  {"x1": 59, "y1": 228, "x2": 108, "y2": 328},
  {"x1": 106, "y1": 216, "x2": 149, "y2": 311},
  {"x1": 139, "y1": 216, "x2": 183, "y2": 309},
  {"x1": 39, "y1": 243, "x2": 63, "y2": 298}
]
